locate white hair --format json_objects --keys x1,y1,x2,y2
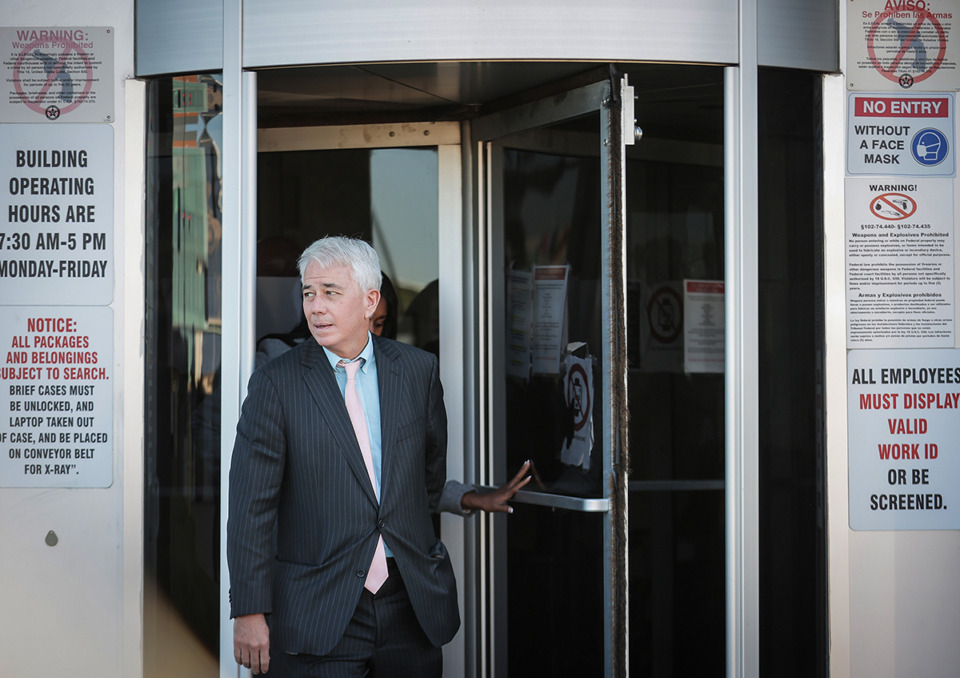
[{"x1": 297, "y1": 236, "x2": 382, "y2": 292}]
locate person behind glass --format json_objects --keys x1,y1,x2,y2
[
  {"x1": 228, "y1": 236, "x2": 459, "y2": 676},
  {"x1": 371, "y1": 272, "x2": 532, "y2": 515}
]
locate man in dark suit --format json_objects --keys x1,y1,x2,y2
[{"x1": 228, "y1": 236, "x2": 459, "y2": 676}]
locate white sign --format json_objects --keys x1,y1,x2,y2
[
  {"x1": 847, "y1": 92, "x2": 955, "y2": 176},
  {"x1": 638, "y1": 281, "x2": 683, "y2": 373},
  {"x1": 560, "y1": 349, "x2": 593, "y2": 469},
  {"x1": 0, "y1": 306, "x2": 113, "y2": 488},
  {"x1": 531, "y1": 265, "x2": 569, "y2": 375},
  {"x1": 0, "y1": 123, "x2": 113, "y2": 305},
  {"x1": 848, "y1": 348, "x2": 960, "y2": 530},
  {"x1": 506, "y1": 269, "x2": 533, "y2": 381},
  {"x1": 683, "y1": 280, "x2": 724, "y2": 373},
  {"x1": 847, "y1": 0, "x2": 960, "y2": 92},
  {"x1": 845, "y1": 178, "x2": 954, "y2": 348},
  {"x1": 0, "y1": 26, "x2": 113, "y2": 123}
]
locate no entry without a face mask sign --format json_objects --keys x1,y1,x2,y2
[{"x1": 848, "y1": 92, "x2": 955, "y2": 176}]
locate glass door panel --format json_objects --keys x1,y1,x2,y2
[
  {"x1": 144, "y1": 75, "x2": 224, "y2": 678},
  {"x1": 624, "y1": 66, "x2": 726, "y2": 676},
  {"x1": 501, "y1": 136, "x2": 605, "y2": 676},
  {"x1": 255, "y1": 147, "x2": 439, "y2": 353},
  {"x1": 476, "y1": 78, "x2": 629, "y2": 677},
  {"x1": 500, "y1": 135, "x2": 604, "y2": 496}
]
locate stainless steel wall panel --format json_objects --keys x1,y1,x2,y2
[
  {"x1": 135, "y1": 0, "x2": 839, "y2": 76},
  {"x1": 136, "y1": 0, "x2": 222, "y2": 75},
  {"x1": 758, "y1": 0, "x2": 838, "y2": 71},
  {"x1": 242, "y1": 0, "x2": 740, "y2": 68}
]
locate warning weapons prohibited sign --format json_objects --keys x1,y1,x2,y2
[
  {"x1": 0, "y1": 27, "x2": 113, "y2": 123},
  {"x1": 847, "y1": 0, "x2": 960, "y2": 92}
]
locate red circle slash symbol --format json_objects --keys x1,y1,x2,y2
[
  {"x1": 866, "y1": 10, "x2": 947, "y2": 88},
  {"x1": 566, "y1": 363, "x2": 591, "y2": 432},
  {"x1": 12, "y1": 37, "x2": 94, "y2": 117},
  {"x1": 869, "y1": 192, "x2": 917, "y2": 221},
  {"x1": 646, "y1": 286, "x2": 683, "y2": 344}
]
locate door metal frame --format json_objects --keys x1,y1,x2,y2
[
  {"x1": 219, "y1": 119, "x2": 467, "y2": 675},
  {"x1": 724, "y1": 55, "x2": 760, "y2": 678},
  {"x1": 472, "y1": 74, "x2": 632, "y2": 677},
  {"x1": 212, "y1": 59, "x2": 762, "y2": 677}
]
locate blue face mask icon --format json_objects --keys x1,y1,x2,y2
[
  {"x1": 911, "y1": 128, "x2": 949, "y2": 167},
  {"x1": 916, "y1": 131, "x2": 941, "y2": 160}
]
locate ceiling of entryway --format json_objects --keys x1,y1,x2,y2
[{"x1": 256, "y1": 61, "x2": 724, "y2": 143}]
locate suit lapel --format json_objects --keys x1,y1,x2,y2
[
  {"x1": 374, "y1": 336, "x2": 402, "y2": 503},
  {"x1": 299, "y1": 341, "x2": 378, "y2": 507}
]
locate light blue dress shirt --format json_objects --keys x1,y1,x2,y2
[{"x1": 323, "y1": 334, "x2": 393, "y2": 557}]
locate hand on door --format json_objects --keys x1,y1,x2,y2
[{"x1": 460, "y1": 460, "x2": 538, "y2": 514}]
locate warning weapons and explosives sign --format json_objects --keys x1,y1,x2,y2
[
  {"x1": 847, "y1": 0, "x2": 960, "y2": 92},
  {"x1": 0, "y1": 27, "x2": 113, "y2": 123}
]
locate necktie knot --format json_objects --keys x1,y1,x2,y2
[{"x1": 340, "y1": 359, "x2": 362, "y2": 380}]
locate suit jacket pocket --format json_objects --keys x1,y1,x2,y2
[
  {"x1": 426, "y1": 539, "x2": 461, "y2": 645},
  {"x1": 429, "y1": 540, "x2": 447, "y2": 560},
  {"x1": 396, "y1": 415, "x2": 425, "y2": 442},
  {"x1": 428, "y1": 540, "x2": 456, "y2": 588}
]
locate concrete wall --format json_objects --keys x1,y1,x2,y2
[
  {"x1": 828, "y1": 2, "x2": 960, "y2": 676},
  {"x1": 0, "y1": 2, "x2": 141, "y2": 678}
]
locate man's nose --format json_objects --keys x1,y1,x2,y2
[{"x1": 307, "y1": 295, "x2": 327, "y2": 314}]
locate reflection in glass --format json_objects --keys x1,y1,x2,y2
[
  {"x1": 757, "y1": 68, "x2": 826, "y2": 678},
  {"x1": 256, "y1": 148, "x2": 439, "y2": 356},
  {"x1": 625, "y1": 122, "x2": 726, "y2": 674},
  {"x1": 498, "y1": 122, "x2": 605, "y2": 675},
  {"x1": 144, "y1": 75, "x2": 223, "y2": 677},
  {"x1": 502, "y1": 140, "x2": 603, "y2": 497}
]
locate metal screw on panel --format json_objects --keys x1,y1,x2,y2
[{"x1": 45, "y1": 530, "x2": 58, "y2": 547}]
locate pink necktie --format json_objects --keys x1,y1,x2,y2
[{"x1": 340, "y1": 359, "x2": 388, "y2": 594}]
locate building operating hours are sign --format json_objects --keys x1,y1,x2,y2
[
  {"x1": 0, "y1": 306, "x2": 113, "y2": 488},
  {"x1": 0, "y1": 123, "x2": 113, "y2": 305},
  {"x1": 847, "y1": 0, "x2": 959, "y2": 92},
  {"x1": 0, "y1": 26, "x2": 113, "y2": 123},
  {"x1": 848, "y1": 92, "x2": 955, "y2": 175},
  {"x1": 848, "y1": 348, "x2": 960, "y2": 530}
]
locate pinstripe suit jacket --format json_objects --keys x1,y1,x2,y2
[{"x1": 227, "y1": 335, "x2": 460, "y2": 656}]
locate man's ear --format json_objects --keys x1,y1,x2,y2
[{"x1": 364, "y1": 289, "x2": 381, "y2": 319}]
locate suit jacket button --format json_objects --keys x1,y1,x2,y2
[
  {"x1": 377, "y1": 519, "x2": 385, "y2": 529},
  {"x1": 356, "y1": 569, "x2": 366, "y2": 578}
]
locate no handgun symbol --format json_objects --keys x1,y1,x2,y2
[
  {"x1": 869, "y1": 192, "x2": 917, "y2": 220},
  {"x1": 12, "y1": 37, "x2": 94, "y2": 118},
  {"x1": 866, "y1": 9, "x2": 947, "y2": 88},
  {"x1": 566, "y1": 363, "x2": 590, "y2": 432}
]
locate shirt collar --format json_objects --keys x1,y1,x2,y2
[{"x1": 322, "y1": 332, "x2": 375, "y2": 374}]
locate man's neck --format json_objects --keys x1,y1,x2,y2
[{"x1": 322, "y1": 333, "x2": 372, "y2": 365}]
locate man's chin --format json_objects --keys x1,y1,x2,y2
[{"x1": 310, "y1": 330, "x2": 336, "y2": 346}]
